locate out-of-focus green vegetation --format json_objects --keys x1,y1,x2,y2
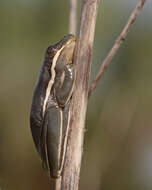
[{"x1": 0, "y1": 0, "x2": 152, "y2": 190}]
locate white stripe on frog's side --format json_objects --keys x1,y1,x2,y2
[
  {"x1": 42, "y1": 39, "x2": 73, "y2": 177},
  {"x1": 42, "y1": 46, "x2": 64, "y2": 117},
  {"x1": 42, "y1": 39, "x2": 73, "y2": 117}
]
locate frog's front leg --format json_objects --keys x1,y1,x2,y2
[{"x1": 54, "y1": 64, "x2": 75, "y2": 107}]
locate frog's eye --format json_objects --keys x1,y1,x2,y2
[{"x1": 46, "y1": 46, "x2": 57, "y2": 58}]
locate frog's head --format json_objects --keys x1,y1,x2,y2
[{"x1": 46, "y1": 34, "x2": 76, "y2": 64}]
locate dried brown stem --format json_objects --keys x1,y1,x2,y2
[
  {"x1": 88, "y1": 0, "x2": 147, "y2": 98},
  {"x1": 62, "y1": 0, "x2": 100, "y2": 189},
  {"x1": 69, "y1": 0, "x2": 77, "y2": 34}
]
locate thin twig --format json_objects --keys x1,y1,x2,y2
[
  {"x1": 62, "y1": 0, "x2": 100, "y2": 189},
  {"x1": 69, "y1": 0, "x2": 77, "y2": 34},
  {"x1": 88, "y1": 0, "x2": 147, "y2": 98}
]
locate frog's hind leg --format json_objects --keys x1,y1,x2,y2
[
  {"x1": 41, "y1": 106, "x2": 63, "y2": 178},
  {"x1": 60, "y1": 103, "x2": 70, "y2": 172}
]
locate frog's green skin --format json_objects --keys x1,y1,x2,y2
[{"x1": 30, "y1": 34, "x2": 76, "y2": 178}]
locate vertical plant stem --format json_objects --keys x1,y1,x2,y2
[
  {"x1": 62, "y1": 0, "x2": 100, "y2": 189},
  {"x1": 69, "y1": 0, "x2": 77, "y2": 34}
]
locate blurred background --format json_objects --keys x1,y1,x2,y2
[{"x1": 0, "y1": 0, "x2": 152, "y2": 189}]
